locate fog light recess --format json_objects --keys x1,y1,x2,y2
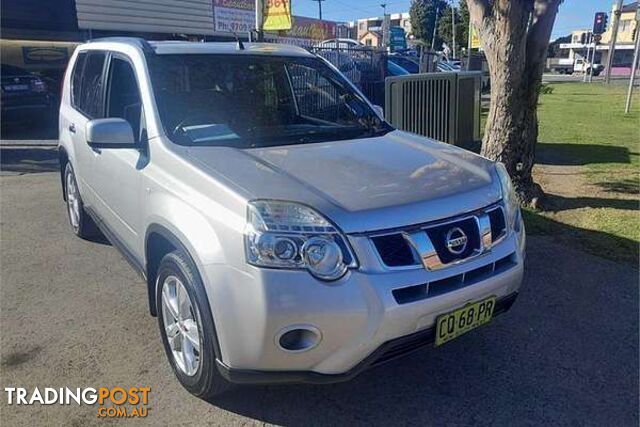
[{"x1": 277, "y1": 326, "x2": 321, "y2": 353}]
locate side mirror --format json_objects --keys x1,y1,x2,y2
[
  {"x1": 86, "y1": 118, "x2": 135, "y2": 148},
  {"x1": 372, "y1": 105, "x2": 384, "y2": 119}
]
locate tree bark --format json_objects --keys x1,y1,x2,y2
[{"x1": 466, "y1": 0, "x2": 561, "y2": 207}]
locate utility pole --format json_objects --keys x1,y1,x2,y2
[
  {"x1": 451, "y1": 3, "x2": 456, "y2": 59},
  {"x1": 255, "y1": 0, "x2": 264, "y2": 41},
  {"x1": 381, "y1": 3, "x2": 388, "y2": 48},
  {"x1": 431, "y1": 6, "x2": 440, "y2": 50},
  {"x1": 311, "y1": 0, "x2": 325, "y2": 21},
  {"x1": 605, "y1": 0, "x2": 624, "y2": 84},
  {"x1": 466, "y1": 21, "x2": 472, "y2": 70},
  {"x1": 624, "y1": 9, "x2": 640, "y2": 113},
  {"x1": 583, "y1": 32, "x2": 592, "y2": 82},
  {"x1": 588, "y1": 35, "x2": 597, "y2": 83}
]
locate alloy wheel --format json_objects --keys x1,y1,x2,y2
[
  {"x1": 161, "y1": 275, "x2": 202, "y2": 377},
  {"x1": 66, "y1": 171, "x2": 80, "y2": 230}
]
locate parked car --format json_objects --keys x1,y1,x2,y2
[
  {"x1": 388, "y1": 55, "x2": 420, "y2": 74},
  {"x1": 387, "y1": 60, "x2": 411, "y2": 76},
  {"x1": 1, "y1": 64, "x2": 56, "y2": 125},
  {"x1": 59, "y1": 38, "x2": 526, "y2": 399},
  {"x1": 436, "y1": 60, "x2": 462, "y2": 73},
  {"x1": 316, "y1": 38, "x2": 362, "y2": 49}
]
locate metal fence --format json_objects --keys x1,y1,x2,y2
[
  {"x1": 417, "y1": 49, "x2": 439, "y2": 73},
  {"x1": 308, "y1": 46, "x2": 388, "y2": 107},
  {"x1": 385, "y1": 72, "x2": 482, "y2": 145}
]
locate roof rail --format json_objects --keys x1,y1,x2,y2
[{"x1": 86, "y1": 37, "x2": 154, "y2": 54}]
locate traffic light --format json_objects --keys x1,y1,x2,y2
[{"x1": 593, "y1": 12, "x2": 608, "y2": 35}]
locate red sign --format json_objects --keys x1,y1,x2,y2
[{"x1": 279, "y1": 16, "x2": 336, "y2": 42}]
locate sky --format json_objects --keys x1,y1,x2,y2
[{"x1": 291, "y1": 0, "x2": 616, "y2": 41}]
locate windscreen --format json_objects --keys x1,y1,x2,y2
[{"x1": 147, "y1": 54, "x2": 391, "y2": 148}]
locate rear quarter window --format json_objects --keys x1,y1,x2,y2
[
  {"x1": 71, "y1": 51, "x2": 106, "y2": 119},
  {"x1": 71, "y1": 52, "x2": 87, "y2": 109}
]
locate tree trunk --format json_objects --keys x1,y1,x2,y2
[{"x1": 466, "y1": 0, "x2": 561, "y2": 207}]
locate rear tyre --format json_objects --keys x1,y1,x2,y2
[
  {"x1": 156, "y1": 250, "x2": 232, "y2": 399},
  {"x1": 64, "y1": 163, "x2": 99, "y2": 239}
]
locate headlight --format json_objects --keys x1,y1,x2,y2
[
  {"x1": 244, "y1": 200, "x2": 355, "y2": 281},
  {"x1": 495, "y1": 163, "x2": 521, "y2": 232}
]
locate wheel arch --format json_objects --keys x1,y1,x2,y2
[
  {"x1": 145, "y1": 223, "x2": 198, "y2": 316},
  {"x1": 144, "y1": 219, "x2": 224, "y2": 315},
  {"x1": 142, "y1": 190, "x2": 230, "y2": 317},
  {"x1": 59, "y1": 146, "x2": 69, "y2": 201},
  {"x1": 144, "y1": 223, "x2": 224, "y2": 362}
]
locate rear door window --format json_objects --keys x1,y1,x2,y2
[{"x1": 105, "y1": 57, "x2": 142, "y2": 142}]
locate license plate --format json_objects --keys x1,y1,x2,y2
[
  {"x1": 435, "y1": 296, "x2": 496, "y2": 346},
  {"x1": 3, "y1": 84, "x2": 29, "y2": 91}
]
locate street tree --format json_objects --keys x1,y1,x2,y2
[
  {"x1": 547, "y1": 34, "x2": 571, "y2": 58},
  {"x1": 438, "y1": 2, "x2": 470, "y2": 56},
  {"x1": 410, "y1": 0, "x2": 447, "y2": 48},
  {"x1": 466, "y1": 0, "x2": 562, "y2": 206}
]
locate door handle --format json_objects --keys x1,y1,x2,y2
[{"x1": 68, "y1": 123, "x2": 76, "y2": 134}]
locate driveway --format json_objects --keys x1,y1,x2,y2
[{"x1": 1, "y1": 148, "x2": 638, "y2": 426}]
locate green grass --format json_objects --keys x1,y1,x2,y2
[
  {"x1": 532, "y1": 82, "x2": 639, "y2": 263},
  {"x1": 537, "y1": 82, "x2": 639, "y2": 173}
]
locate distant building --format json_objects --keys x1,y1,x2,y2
[
  {"x1": 559, "y1": 2, "x2": 638, "y2": 74},
  {"x1": 601, "y1": 1, "x2": 639, "y2": 45},
  {"x1": 360, "y1": 30, "x2": 383, "y2": 47},
  {"x1": 351, "y1": 13, "x2": 411, "y2": 40}
]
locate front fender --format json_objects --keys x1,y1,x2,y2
[
  {"x1": 143, "y1": 193, "x2": 227, "y2": 317},
  {"x1": 144, "y1": 193, "x2": 227, "y2": 268}
]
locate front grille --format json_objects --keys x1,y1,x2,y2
[
  {"x1": 372, "y1": 234, "x2": 416, "y2": 266},
  {"x1": 391, "y1": 253, "x2": 517, "y2": 305},
  {"x1": 372, "y1": 204, "x2": 507, "y2": 269},
  {"x1": 425, "y1": 217, "x2": 480, "y2": 264},
  {"x1": 487, "y1": 207, "x2": 507, "y2": 241}
]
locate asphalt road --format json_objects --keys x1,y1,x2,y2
[{"x1": 1, "y1": 146, "x2": 638, "y2": 426}]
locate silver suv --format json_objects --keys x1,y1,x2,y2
[{"x1": 59, "y1": 38, "x2": 525, "y2": 398}]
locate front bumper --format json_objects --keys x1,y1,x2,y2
[
  {"x1": 204, "y1": 230, "x2": 525, "y2": 383},
  {"x1": 216, "y1": 292, "x2": 518, "y2": 384}
]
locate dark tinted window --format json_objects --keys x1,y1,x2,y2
[
  {"x1": 77, "y1": 52, "x2": 106, "y2": 118},
  {"x1": 106, "y1": 57, "x2": 142, "y2": 141},
  {"x1": 71, "y1": 52, "x2": 86, "y2": 108},
  {"x1": 148, "y1": 54, "x2": 391, "y2": 147},
  {"x1": 288, "y1": 63, "x2": 344, "y2": 122}
]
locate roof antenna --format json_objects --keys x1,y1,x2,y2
[{"x1": 229, "y1": 30, "x2": 244, "y2": 50}]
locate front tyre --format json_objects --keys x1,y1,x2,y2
[
  {"x1": 157, "y1": 250, "x2": 231, "y2": 398},
  {"x1": 64, "y1": 163, "x2": 99, "y2": 239}
]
